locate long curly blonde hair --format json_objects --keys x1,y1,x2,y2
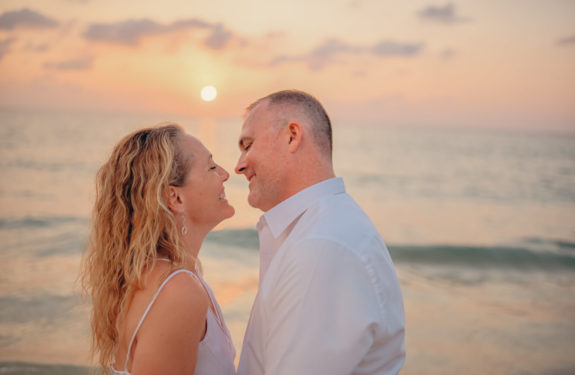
[{"x1": 81, "y1": 124, "x2": 191, "y2": 372}]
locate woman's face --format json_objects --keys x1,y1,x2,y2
[{"x1": 176, "y1": 134, "x2": 235, "y2": 229}]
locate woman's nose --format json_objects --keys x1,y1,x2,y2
[{"x1": 219, "y1": 166, "x2": 230, "y2": 181}]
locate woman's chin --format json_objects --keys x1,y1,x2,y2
[
  {"x1": 210, "y1": 207, "x2": 235, "y2": 231},
  {"x1": 218, "y1": 205, "x2": 235, "y2": 223},
  {"x1": 224, "y1": 205, "x2": 235, "y2": 219}
]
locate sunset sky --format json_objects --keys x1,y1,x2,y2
[{"x1": 0, "y1": 0, "x2": 574, "y2": 131}]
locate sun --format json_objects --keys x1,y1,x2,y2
[{"x1": 200, "y1": 85, "x2": 217, "y2": 102}]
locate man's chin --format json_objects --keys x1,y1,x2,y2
[
  {"x1": 247, "y1": 195, "x2": 266, "y2": 211},
  {"x1": 247, "y1": 194, "x2": 257, "y2": 208}
]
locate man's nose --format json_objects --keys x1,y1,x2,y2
[{"x1": 235, "y1": 155, "x2": 246, "y2": 175}]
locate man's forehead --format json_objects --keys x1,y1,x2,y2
[
  {"x1": 244, "y1": 97, "x2": 270, "y2": 117},
  {"x1": 239, "y1": 118, "x2": 254, "y2": 138},
  {"x1": 238, "y1": 99, "x2": 281, "y2": 145},
  {"x1": 245, "y1": 98, "x2": 274, "y2": 123},
  {"x1": 240, "y1": 102, "x2": 266, "y2": 134}
]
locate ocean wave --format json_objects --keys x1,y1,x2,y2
[
  {"x1": 0, "y1": 159, "x2": 93, "y2": 173},
  {"x1": 0, "y1": 362, "x2": 94, "y2": 375},
  {"x1": 0, "y1": 216, "x2": 89, "y2": 258},
  {"x1": 205, "y1": 229, "x2": 575, "y2": 270},
  {"x1": 4, "y1": 218, "x2": 574, "y2": 271},
  {"x1": 389, "y1": 244, "x2": 575, "y2": 270},
  {"x1": 0, "y1": 294, "x2": 81, "y2": 324},
  {"x1": 523, "y1": 237, "x2": 575, "y2": 251},
  {"x1": 0, "y1": 216, "x2": 87, "y2": 230},
  {"x1": 206, "y1": 228, "x2": 259, "y2": 249}
]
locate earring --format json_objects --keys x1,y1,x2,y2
[{"x1": 180, "y1": 212, "x2": 188, "y2": 235}]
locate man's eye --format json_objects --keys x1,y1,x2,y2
[
  {"x1": 244, "y1": 143, "x2": 252, "y2": 150},
  {"x1": 210, "y1": 166, "x2": 217, "y2": 170}
]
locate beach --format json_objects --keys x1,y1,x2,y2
[{"x1": 1, "y1": 109, "x2": 574, "y2": 374}]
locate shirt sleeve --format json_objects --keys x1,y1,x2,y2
[{"x1": 262, "y1": 237, "x2": 382, "y2": 375}]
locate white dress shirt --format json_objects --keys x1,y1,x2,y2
[{"x1": 238, "y1": 178, "x2": 406, "y2": 375}]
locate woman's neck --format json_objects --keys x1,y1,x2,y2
[{"x1": 181, "y1": 225, "x2": 209, "y2": 268}]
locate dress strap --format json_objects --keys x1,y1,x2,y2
[{"x1": 122, "y1": 269, "x2": 198, "y2": 371}]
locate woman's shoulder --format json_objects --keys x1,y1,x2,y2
[
  {"x1": 156, "y1": 269, "x2": 209, "y2": 310},
  {"x1": 115, "y1": 266, "x2": 209, "y2": 370},
  {"x1": 130, "y1": 265, "x2": 210, "y2": 329},
  {"x1": 135, "y1": 267, "x2": 210, "y2": 342},
  {"x1": 140, "y1": 266, "x2": 209, "y2": 318}
]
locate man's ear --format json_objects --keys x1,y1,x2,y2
[
  {"x1": 287, "y1": 122, "x2": 303, "y2": 152},
  {"x1": 167, "y1": 185, "x2": 183, "y2": 213}
]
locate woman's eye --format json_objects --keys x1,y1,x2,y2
[
  {"x1": 210, "y1": 165, "x2": 217, "y2": 170},
  {"x1": 244, "y1": 143, "x2": 252, "y2": 151}
]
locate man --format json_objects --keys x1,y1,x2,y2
[{"x1": 235, "y1": 90, "x2": 405, "y2": 375}]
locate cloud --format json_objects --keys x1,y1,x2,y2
[
  {"x1": 372, "y1": 41, "x2": 423, "y2": 56},
  {"x1": 348, "y1": 0, "x2": 363, "y2": 9},
  {"x1": 0, "y1": 8, "x2": 59, "y2": 30},
  {"x1": 270, "y1": 38, "x2": 424, "y2": 70},
  {"x1": 417, "y1": 3, "x2": 471, "y2": 24},
  {"x1": 84, "y1": 19, "x2": 164, "y2": 46},
  {"x1": 556, "y1": 34, "x2": 575, "y2": 46},
  {"x1": 26, "y1": 42, "x2": 51, "y2": 52},
  {"x1": 84, "y1": 18, "x2": 233, "y2": 49},
  {"x1": 204, "y1": 24, "x2": 233, "y2": 50},
  {"x1": 170, "y1": 19, "x2": 210, "y2": 29},
  {"x1": 44, "y1": 57, "x2": 93, "y2": 71},
  {"x1": 0, "y1": 38, "x2": 16, "y2": 60},
  {"x1": 440, "y1": 48, "x2": 457, "y2": 59},
  {"x1": 264, "y1": 31, "x2": 286, "y2": 39}
]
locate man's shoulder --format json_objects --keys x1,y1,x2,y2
[
  {"x1": 303, "y1": 192, "x2": 381, "y2": 241},
  {"x1": 281, "y1": 192, "x2": 388, "y2": 266}
]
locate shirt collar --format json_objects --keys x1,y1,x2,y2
[{"x1": 260, "y1": 177, "x2": 345, "y2": 238}]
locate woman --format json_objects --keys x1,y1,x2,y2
[{"x1": 81, "y1": 124, "x2": 236, "y2": 374}]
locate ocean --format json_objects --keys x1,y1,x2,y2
[{"x1": 1, "y1": 109, "x2": 574, "y2": 375}]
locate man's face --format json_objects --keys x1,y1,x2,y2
[{"x1": 235, "y1": 101, "x2": 287, "y2": 212}]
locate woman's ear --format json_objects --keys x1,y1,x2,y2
[
  {"x1": 167, "y1": 185, "x2": 183, "y2": 213},
  {"x1": 287, "y1": 122, "x2": 303, "y2": 152}
]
